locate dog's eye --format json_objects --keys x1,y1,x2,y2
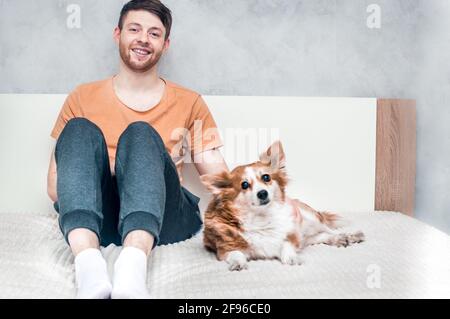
[
  {"x1": 241, "y1": 181, "x2": 250, "y2": 190},
  {"x1": 262, "y1": 174, "x2": 271, "y2": 182}
]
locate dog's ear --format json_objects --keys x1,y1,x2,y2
[
  {"x1": 200, "y1": 171, "x2": 233, "y2": 195},
  {"x1": 259, "y1": 140, "x2": 286, "y2": 171}
]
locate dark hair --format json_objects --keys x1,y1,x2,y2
[{"x1": 118, "y1": 0, "x2": 172, "y2": 40}]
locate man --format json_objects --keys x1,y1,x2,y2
[{"x1": 47, "y1": 0, "x2": 228, "y2": 299}]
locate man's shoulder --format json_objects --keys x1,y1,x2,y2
[
  {"x1": 166, "y1": 79, "x2": 201, "y2": 101},
  {"x1": 71, "y1": 77, "x2": 111, "y2": 96}
]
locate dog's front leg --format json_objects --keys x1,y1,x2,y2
[
  {"x1": 223, "y1": 250, "x2": 249, "y2": 271},
  {"x1": 279, "y1": 241, "x2": 303, "y2": 265}
]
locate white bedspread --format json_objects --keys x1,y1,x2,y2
[{"x1": 0, "y1": 210, "x2": 449, "y2": 299}]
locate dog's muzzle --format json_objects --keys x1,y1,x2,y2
[{"x1": 257, "y1": 190, "x2": 270, "y2": 205}]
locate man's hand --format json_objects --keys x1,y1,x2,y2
[
  {"x1": 110, "y1": 159, "x2": 116, "y2": 176},
  {"x1": 47, "y1": 146, "x2": 58, "y2": 202}
]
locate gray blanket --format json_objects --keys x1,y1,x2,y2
[{"x1": 0, "y1": 210, "x2": 449, "y2": 298}]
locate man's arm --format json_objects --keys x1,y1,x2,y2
[
  {"x1": 47, "y1": 144, "x2": 58, "y2": 203},
  {"x1": 193, "y1": 148, "x2": 229, "y2": 176}
]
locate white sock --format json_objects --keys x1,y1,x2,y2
[
  {"x1": 74, "y1": 248, "x2": 112, "y2": 299},
  {"x1": 111, "y1": 246, "x2": 151, "y2": 299}
]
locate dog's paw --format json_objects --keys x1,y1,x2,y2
[
  {"x1": 332, "y1": 232, "x2": 365, "y2": 247},
  {"x1": 348, "y1": 231, "x2": 365, "y2": 243},
  {"x1": 226, "y1": 251, "x2": 248, "y2": 271},
  {"x1": 334, "y1": 234, "x2": 350, "y2": 247},
  {"x1": 228, "y1": 260, "x2": 248, "y2": 271},
  {"x1": 280, "y1": 251, "x2": 303, "y2": 265}
]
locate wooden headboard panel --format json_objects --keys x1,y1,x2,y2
[
  {"x1": 189, "y1": 97, "x2": 417, "y2": 216},
  {"x1": 0, "y1": 95, "x2": 416, "y2": 216},
  {"x1": 375, "y1": 99, "x2": 416, "y2": 216}
]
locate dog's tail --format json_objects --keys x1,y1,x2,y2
[{"x1": 315, "y1": 211, "x2": 348, "y2": 229}]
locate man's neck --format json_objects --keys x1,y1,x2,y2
[{"x1": 114, "y1": 63, "x2": 162, "y2": 93}]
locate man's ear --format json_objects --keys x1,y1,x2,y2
[
  {"x1": 113, "y1": 27, "x2": 121, "y2": 45},
  {"x1": 259, "y1": 140, "x2": 286, "y2": 171},
  {"x1": 163, "y1": 38, "x2": 170, "y2": 52},
  {"x1": 200, "y1": 171, "x2": 233, "y2": 195}
]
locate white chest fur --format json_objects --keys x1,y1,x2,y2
[{"x1": 239, "y1": 202, "x2": 296, "y2": 259}]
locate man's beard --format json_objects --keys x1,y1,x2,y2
[{"x1": 119, "y1": 42, "x2": 163, "y2": 73}]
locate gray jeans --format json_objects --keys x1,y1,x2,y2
[{"x1": 53, "y1": 118, "x2": 202, "y2": 248}]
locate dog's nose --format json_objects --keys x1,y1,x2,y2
[{"x1": 257, "y1": 190, "x2": 268, "y2": 200}]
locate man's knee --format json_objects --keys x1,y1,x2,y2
[
  {"x1": 124, "y1": 121, "x2": 160, "y2": 137},
  {"x1": 119, "y1": 121, "x2": 165, "y2": 150},
  {"x1": 55, "y1": 118, "x2": 107, "y2": 161},
  {"x1": 58, "y1": 118, "x2": 105, "y2": 146},
  {"x1": 63, "y1": 117, "x2": 103, "y2": 135}
]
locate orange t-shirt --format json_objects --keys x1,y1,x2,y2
[{"x1": 50, "y1": 77, "x2": 223, "y2": 183}]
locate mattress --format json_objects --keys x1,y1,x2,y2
[{"x1": 0, "y1": 210, "x2": 449, "y2": 299}]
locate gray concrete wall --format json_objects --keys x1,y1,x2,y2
[{"x1": 1, "y1": 0, "x2": 449, "y2": 234}]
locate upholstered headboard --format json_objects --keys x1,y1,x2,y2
[{"x1": 0, "y1": 95, "x2": 415, "y2": 216}]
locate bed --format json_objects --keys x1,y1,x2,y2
[{"x1": 0, "y1": 95, "x2": 449, "y2": 298}]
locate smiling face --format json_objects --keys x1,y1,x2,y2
[{"x1": 114, "y1": 10, "x2": 170, "y2": 73}]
